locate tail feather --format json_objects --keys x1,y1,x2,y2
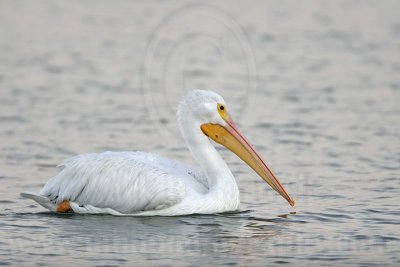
[
  {"x1": 20, "y1": 192, "x2": 164, "y2": 216},
  {"x1": 20, "y1": 192, "x2": 57, "y2": 212}
]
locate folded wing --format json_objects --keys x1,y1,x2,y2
[{"x1": 37, "y1": 152, "x2": 190, "y2": 213}]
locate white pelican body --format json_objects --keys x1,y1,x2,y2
[{"x1": 22, "y1": 90, "x2": 294, "y2": 216}]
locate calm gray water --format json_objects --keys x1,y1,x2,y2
[{"x1": 0, "y1": 0, "x2": 399, "y2": 266}]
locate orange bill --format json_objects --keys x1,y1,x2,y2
[{"x1": 201, "y1": 118, "x2": 295, "y2": 207}]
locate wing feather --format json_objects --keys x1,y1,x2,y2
[{"x1": 39, "y1": 152, "x2": 189, "y2": 213}]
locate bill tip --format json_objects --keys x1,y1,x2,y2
[{"x1": 290, "y1": 199, "x2": 295, "y2": 207}]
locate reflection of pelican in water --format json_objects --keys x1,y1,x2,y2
[{"x1": 21, "y1": 90, "x2": 294, "y2": 216}]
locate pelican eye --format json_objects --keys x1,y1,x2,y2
[
  {"x1": 217, "y1": 103, "x2": 226, "y2": 112},
  {"x1": 217, "y1": 103, "x2": 229, "y2": 120}
]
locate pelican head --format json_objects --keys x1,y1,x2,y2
[{"x1": 178, "y1": 90, "x2": 295, "y2": 207}]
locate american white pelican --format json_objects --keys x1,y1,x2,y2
[{"x1": 21, "y1": 90, "x2": 295, "y2": 216}]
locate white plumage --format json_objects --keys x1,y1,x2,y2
[
  {"x1": 21, "y1": 90, "x2": 294, "y2": 216},
  {"x1": 23, "y1": 152, "x2": 206, "y2": 215}
]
